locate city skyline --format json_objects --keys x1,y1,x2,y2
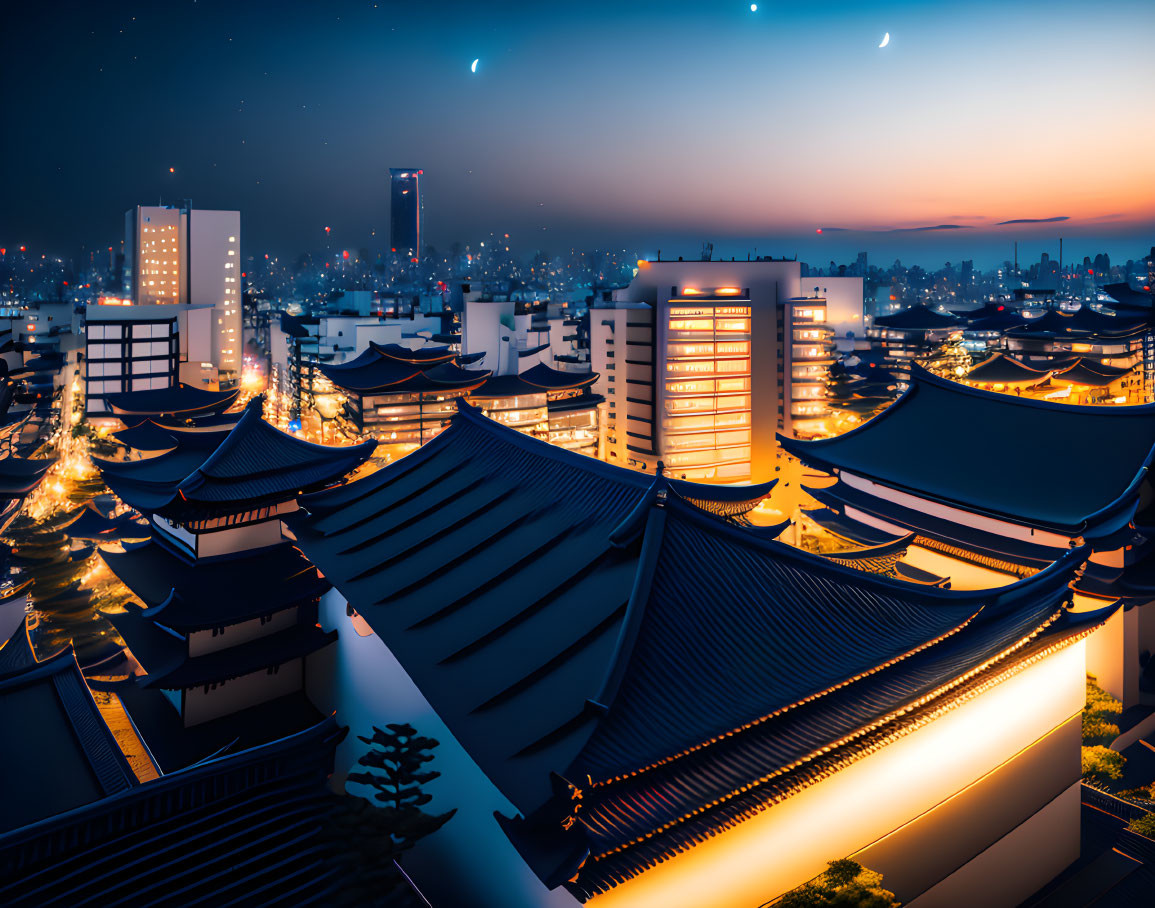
[{"x1": 1, "y1": 0, "x2": 1152, "y2": 267}]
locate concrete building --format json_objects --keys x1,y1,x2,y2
[
  {"x1": 592, "y1": 259, "x2": 857, "y2": 483},
  {"x1": 84, "y1": 300, "x2": 216, "y2": 418},
  {"x1": 124, "y1": 204, "x2": 242, "y2": 388}
]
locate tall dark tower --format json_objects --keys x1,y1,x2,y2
[{"x1": 389, "y1": 168, "x2": 422, "y2": 261}]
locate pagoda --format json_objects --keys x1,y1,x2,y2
[
  {"x1": 94, "y1": 394, "x2": 375, "y2": 768},
  {"x1": 470, "y1": 362, "x2": 603, "y2": 456},
  {"x1": 317, "y1": 341, "x2": 491, "y2": 442}
]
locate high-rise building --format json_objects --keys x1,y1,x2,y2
[
  {"x1": 388, "y1": 168, "x2": 422, "y2": 259},
  {"x1": 124, "y1": 203, "x2": 242, "y2": 388},
  {"x1": 591, "y1": 259, "x2": 856, "y2": 483}
]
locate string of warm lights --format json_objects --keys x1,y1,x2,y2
[{"x1": 577, "y1": 614, "x2": 1098, "y2": 894}]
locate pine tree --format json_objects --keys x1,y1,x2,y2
[
  {"x1": 323, "y1": 723, "x2": 456, "y2": 906},
  {"x1": 344, "y1": 723, "x2": 456, "y2": 855}
]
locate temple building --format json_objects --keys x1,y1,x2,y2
[
  {"x1": 1002, "y1": 307, "x2": 1155, "y2": 401},
  {"x1": 92, "y1": 394, "x2": 375, "y2": 768},
  {"x1": 962, "y1": 352, "x2": 1054, "y2": 393},
  {"x1": 0, "y1": 613, "x2": 347, "y2": 906},
  {"x1": 781, "y1": 364, "x2": 1155, "y2": 706},
  {"x1": 868, "y1": 304, "x2": 963, "y2": 378},
  {"x1": 317, "y1": 341, "x2": 490, "y2": 443},
  {"x1": 288, "y1": 401, "x2": 1109, "y2": 908},
  {"x1": 954, "y1": 302, "x2": 1028, "y2": 355},
  {"x1": 471, "y1": 362, "x2": 603, "y2": 457}
]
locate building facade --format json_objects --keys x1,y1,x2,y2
[
  {"x1": 124, "y1": 204, "x2": 242, "y2": 388},
  {"x1": 389, "y1": 168, "x2": 422, "y2": 259},
  {"x1": 592, "y1": 259, "x2": 860, "y2": 483}
]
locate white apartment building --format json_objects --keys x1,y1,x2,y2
[
  {"x1": 592, "y1": 259, "x2": 858, "y2": 483},
  {"x1": 125, "y1": 204, "x2": 242, "y2": 388},
  {"x1": 85, "y1": 301, "x2": 214, "y2": 418}
]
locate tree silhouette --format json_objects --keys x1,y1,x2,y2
[{"x1": 345, "y1": 722, "x2": 456, "y2": 855}]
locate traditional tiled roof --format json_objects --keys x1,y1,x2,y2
[
  {"x1": 59, "y1": 502, "x2": 150, "y2": 541},
  {"x1": 111, "y1": 420, "x2": 180, "y2": 452},
  {"x1": 1103, "y1": 282, "x2": 1154, "y2": 311},
  {"x1": 964, "y1": 353, "x2": 1052, "y2": 385},
  {"x1": 1051, "y1": 358, "x2": 1134, "y2": 387},
  {"x1": 101, "y1": 540, "x2": 329, "y2": 631},
  {"x1": 0, "y1": 456, "x2": 53, "y2": 497},
  {"x1": 561, "y1": 533, "x2": 1100, "y2": 897},
  {"x1": 475, "y1": 365, "x2": 600, "y2": 399},
  {"x1": 104, "y1": 384, "x2": 241, "y2": 418},
  {"x1": 779, "y1": 365, "x2": 1155, "y2": 536},
  {"x1": 95, "y1": 396, "x2": 376, "y2": 518},
  {"x1": 319, "y1": 354, "x2": 490, "y2": 394},
  {"x1": 873, "y1": 304, "x2": 961, "y2": 331},
  {"x1": 290, "y1": 403, "x2": 1102, "y2": 899},
  {"x1": 0, "y1": 621, "x2": 137, "y2": 833},
  {"x1": 289, "y1": 404, "x2": 776, "y2": 813}
]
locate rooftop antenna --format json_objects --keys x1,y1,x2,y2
[
  {"x1": 1014, "y1": 241, "x2": 1018, "y2": 274},
  {"x1": 1059, "y1": 237, "x2": 1063, "y2": 279}
]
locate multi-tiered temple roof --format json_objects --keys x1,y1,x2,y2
[
  {"x1": 94, "y1": 394, "x2": 375, "y2": 767},
  {"x1": 95, "y1": 395, "x2": 376, "y2": 519},
  {"x1": 474, "y1": 363, "x2": 600, "y2": 398},
  {"x1": 318, "y1": 342, "x2": 491, "y2": 394},
  {"x1": 873, "y1": 304, "x2": 961, "y2": 331},
  {"x1": 290, "y1": 402, "x2": 1103, "y2": 898}
]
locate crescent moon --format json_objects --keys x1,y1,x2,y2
[
  {"x1": 879, "y1": 32, "x2": 890, "y2": 48},
  {"x1": 471, "y1": 58, "x2": 479, "y2": 73}
]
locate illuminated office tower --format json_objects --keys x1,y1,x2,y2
[
  {"x1": 124, "y1": 204, "x2": 242, "y2": 388},
  {"x1": 593, "y1": 258, "x2": 854, "y2": 482},
  {"x1": 389, "y1": 168, "x2": 422, "y2": 259}
]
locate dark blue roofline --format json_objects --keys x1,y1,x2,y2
[
  {"x1": 661, "y1": 492, "x2": 1086, "y2": 610},
  {"x1": 780, "y1": 364, "x2": 1155, "y2": 535}
]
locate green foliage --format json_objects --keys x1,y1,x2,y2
[
  {"x1": 775, "y1": 860, "x2": 900, "y2": 908},
  {"x1": 1083, "y1": 674, "x2": 1122, "y2": 746},
  {"x1": 1082, "y1": 745, "x2": 1126, "y2": 783},
  {"x1": 344, "y1": 723, "x2": 456, "y2": 855},
  {"x1": 1127, "y1": 812, "x2": 1155, "y2": 839}
]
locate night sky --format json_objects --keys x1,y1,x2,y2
[{"x1": 1, "y1": 0, "x2": 1152, "y2": 266}]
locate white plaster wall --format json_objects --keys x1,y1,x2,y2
[
  {"x1": 908, "y1": 783, "x2": 1080, "y2": 908},
  {"x1": 1084, "y1": 605, "x2": 1128, "y2": 704},
  {"x1": 188, "y1": 607, "x2": 298, "y2": 656},
  {"x1": 311, "y1": 590, "x2": 577, "y2": 908},
  {"x1": 840, "y1": 471, "x2": 1072, "y2": 549},
  {"x1": 183, "y1": 658, "x2": 302, "y2": 726},
  {"x1": 588, "y1": 642, "x2": 1086, "y2": 908}
]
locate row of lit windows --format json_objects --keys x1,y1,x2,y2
[
  {"x1": 669, "y1": 318, "x2": 751, "y2": 333},
  {"x1": 669, "y1": 306, "x2": 751, "y2": 318},
  {"x1": 663, "y1": 411, "x2": 750, "y2": 432},
  {"x1": 665, "y1": 377, "x2": 750, "y2": 395},
  {"x1": 666, "y1": 358, "x2": 750, "y2": 376},
  {"x1": 665, "y1": 446, "x2": 751, "y2": 468},
  {"x1": 666, "y1": 394, "x2": 751, "y2": 414},
  {"x1": 666, "y1": 341, "x2": 750, "y2": 357},
  {"x1": 664, "y1": 429, "x2": 751, "y2": 452}
]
